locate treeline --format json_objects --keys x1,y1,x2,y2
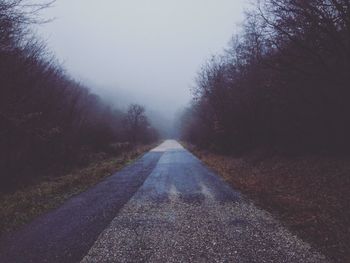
[
  {"x1": 180, "y1": 0, "x2": 350, "y2": 154},
  {"x1": 0, "y1": 0, "x2": 158, "y2": 192}
]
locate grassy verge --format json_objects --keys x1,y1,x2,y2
[
  {"x1": 184, "y1": 143, "x2": 350, "y2": 263},
  {"x1": 0, "y1": 143, "x2": 157, "y2": 235}
]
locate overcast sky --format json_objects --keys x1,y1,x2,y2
[{"x1": 37, "y1": 0, "x2": 247, "y2": 118}]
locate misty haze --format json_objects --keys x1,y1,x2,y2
[
  {"x1": 38, "y1": 0, "x2": 246, "y2": 132},
  {"x1": 1, "y1": 1, "x2": 350, "y2": 262}
]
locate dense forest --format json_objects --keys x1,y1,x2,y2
[
  {"x1": 180, "y1": 0, "x2": 350, "y2": 154},
  {"x1": 0, "y1": 0, "x2": 158, "y2": 192}
]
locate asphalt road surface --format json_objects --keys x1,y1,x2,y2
[{"x1": 0, "y1": 140, "x2": 328, "y2": 263}]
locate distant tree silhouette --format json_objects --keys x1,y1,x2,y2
[{"x1": 124, "y1": 104, "x2": 158, "y2": 143}]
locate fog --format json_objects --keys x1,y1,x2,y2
[{"x1": 37, "y1": 0, "x2": 247, "y2": 122}]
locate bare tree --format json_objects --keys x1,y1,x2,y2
[
  {"x1": 0, "y1": 1, "x2": 159, "y2": 192},
  {"x1": 124, "y1": 104, "x2": 149, "y2": 143},
  {"x1": 180, "y1": 0, "x2": 350, "y2": 153}
]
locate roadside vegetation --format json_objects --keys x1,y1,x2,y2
[
  {"x1": 186, "y1": 144, "x2": 349, "y2": 262},
  {"x1": 0, "y1": 143, "x2": 157, "y2": 235},
  {"x1": 179, "y1": 1, "x2": 350, "y2": 262},
  {"x1": 0, "y1": 0, "x2": 158, "y2": 194}
]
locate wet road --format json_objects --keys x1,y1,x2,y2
[
  {"x1": 82, "y1": 140, "x2": 327, "y2": 263},
  {"x1": 0, "y1": 150, "x2": 162, "y2": 263},
  {"x1": 0, "y1": 140, "x2": 328, "y2": 262}
]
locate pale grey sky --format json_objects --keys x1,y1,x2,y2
[{"x1": 37, "y1": 0, "x2": 247, "y2": 117}]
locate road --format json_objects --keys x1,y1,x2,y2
[
  {"x1": 0, "y1": 148, "x2": 163, "y2": 262},
  {"x1": 0, "y1": 140, "x2": 327, "y2": 262}
]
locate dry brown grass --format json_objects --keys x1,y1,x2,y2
[
  {"x1": 0, "y1": 143, "x2": 156, "y2": 235},
  {"x1": 185, "y1": 143, "x2": 350, "y2": 263}
]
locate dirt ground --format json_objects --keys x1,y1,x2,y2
[{"x1": 187, "y1": 145, "x2": 350, "y2": 263}]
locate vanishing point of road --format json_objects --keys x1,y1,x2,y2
[{"x1": 0, "y1": 140, "x2": 328, "y2": 263}]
